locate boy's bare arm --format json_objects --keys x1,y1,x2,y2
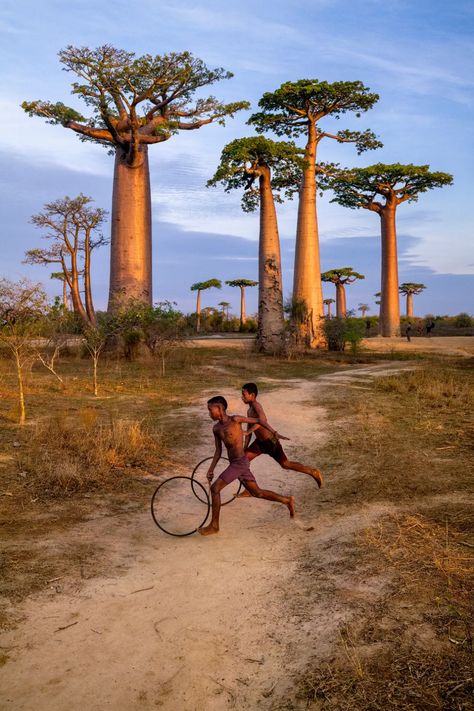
[
  {"x1": 232, "y1": 415, "x2": 290, "y2": 440},
  {"x1": 207, "y1": 431, "x2": 223, "y2": 482}
]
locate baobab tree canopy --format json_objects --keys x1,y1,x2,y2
[
  {"x1": 321, "y1": 268, "x2": 365, "y2": 285},
  {"x1": 225, "y1": 279, "x2": 258, "y2": 289},
  {"x1": 190, "y1": 279, "x2": 222, "y2": 292},
  {"x1": 22, "y1": 46, "x2": 250, "y2": 165},
  {"x1": 248, "y1": 80, "x2": 382, "y2": 152},
  {"x1": 399, "y1": 282, "x2": 426, "y2": 295},
  {"x1": 328, "y1": 164, "x2": 453, "y2": 210},
  {"x1": 207, "y1": 136, "x2": 304, "y2": 211}
]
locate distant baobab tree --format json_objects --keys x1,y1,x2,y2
[
  {"x1": 248, "y1": 80, "x2": 381, "y2": 346},
  {"x1": 190, "y1": 279, "x2": 222, "y2": 332},
  {"x1": 218, "y1": 301, "x2": 231, "y2": 319},
  {"x1": 51, "y1": 271, "x2": 70, "y2": 310},
  {"x1": 358, "y1": 303, "x2": 370, "y2": 318},
  {"x1": 374, "y1": 292, "x2": 381, "y2": 306},
  {"x1": 25, "y1": 195, "x2": 107, "y2": 326},
  {"x1": 23, "y1": 45, "x2": 249, "y2": 310},
  {"x1": 323, "y1": 298, "x2": 335, "y2": 318},
  {"x1": 329, "y1": 164, "x2": 452, "y2": 337},
  {"x1": 399, "y1": 283, "x2": 426, "y2": 318},
  {"x1": 321, "y1": 268, "x2": 365, "y2": 318},
  {"x1": 209, "y1": 136, "x2": 304, "y2": 352},
  {"x1": 225, "y1": 279, "x2": 258, "y2": 328}
]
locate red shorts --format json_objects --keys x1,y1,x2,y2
[
  {"x1": 246, "y1": 438, "x2": 287, "y2": 465},
  {"x1": 218, "y1": 456, "x2": 256, "y2": 484}
]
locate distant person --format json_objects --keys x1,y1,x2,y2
[
  {"x1": 426, "y1": 319, "x2": 435, "y2": 337},
  {"x1": 406, "y1": 323, "x2": 412, "y2": 342},
  {"x1": 241, "y1": 382, "x2": 323, "y2": 488},
  {"x1": 199, "y1": 396, "x2": 294, "y2": 536},
  {"x1": 365, "y1": 318, "x2": 371, "y2": 335}
]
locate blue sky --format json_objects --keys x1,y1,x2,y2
[{"x1": 0, "y1": 0, "x2": 473, "y2": 316}]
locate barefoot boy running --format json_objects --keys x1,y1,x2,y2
[
  {"x1": 241, "y1": 382, "x2": 323, "y2": 488},
  {"x1": 198, "y1": 396, "x2": 295, "y2": 536}
]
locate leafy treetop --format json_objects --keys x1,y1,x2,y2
[
  {"x1": 328, "y1": 164, "x2": 453, "y2": 213},
  {"x1": 190, "y1": 279, "x2": 222, "y2": 292},
  {"x1": 225, "y1": 279, "x2": 258, "y2": 289},
  {"x1": 207, "y1": 136, "x2": 305, "y2": 212},
  {"x1": 321, "y1": 268, "x2": 365, "y2": 285},
  {"x1": 22, "y1": 45, "x2": 250, "y2": 165},
  {"x1": 399, "y1": 283, "x2": 426, "y2": 295},
  {"x1": 248, "y1": 80, "x2": 382, "y2": 153}
]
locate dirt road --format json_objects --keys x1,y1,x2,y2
[{"x1": 0, "y1": 363, "x2": 413, "y2": 710}]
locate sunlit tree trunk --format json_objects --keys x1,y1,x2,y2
[
  {"x1": 380, "y1": 206, "x2": 401, "y2": 337},
  {"x1": 108, "y1": 145, "x2": 152, "y2": 311},
  {"x1": 66, "y1": 252, "x2": 88, "y2": 324},
  {"x1": 406, "y1": 292, "x2": 413, "y2": 318},
  {"x1": 240, "y1": 287, "x2": 246, "y2": 326},
  {"x1": 293, "y1": 121, "x2": 324, "y2": 347},
  {"x1": 83, "y1": 230, "x2": 96, "y2": 326},
  {"x1": 256, "y1": 168, "x2": 284, "y2": 353},
  {"x1": 195, "y1": 290, "x2": 201, "y2": 332},
  {"x1": 62, "y1": 279, "x2": 68, "y2": 310},
  {"x1": 14, "y1": 350, "x2": 26, "y2": 426},
  {"x1": 335, "y1": 283, "x2": 347, "y2": 318}
]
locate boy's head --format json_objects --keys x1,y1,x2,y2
[
  {"x1": 241, "y1": 382, "x2": 258, "y2": 403},
  {"x1": 207, "y1": 395, "x2": 228, "y2": 420}
]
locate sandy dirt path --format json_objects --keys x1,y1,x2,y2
[{"x1": 0, "y1": 363, "x2": 413, "y2": 711}]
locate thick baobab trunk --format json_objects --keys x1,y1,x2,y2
[
  {"x1": 292, "y1": 121, "x2": 324, "y2": 347},
  {"x1": 335, "y1": 283, "x2": 347, "y2": 318},
  {"x1": 195, "y1": 290, "x2": 201, "y2": 333},
  {"x1": 380, "y1": 207, "x2": 401, "y2": 337},
  {"x1": 240, "y1": 287, "x2": 246, "y2": 326},
  {"x1": 327, "y1": 302, "x2": 332, "y2": 318},
  {"x1": 108, "y1": 145, "x2": 152, "y2": 311},
  {"x1": 406, "y1": 292, "x2": 413, "y2": 318},
  {"x1": 256, "y1": 169, "x2": 284, "y2": 353}
]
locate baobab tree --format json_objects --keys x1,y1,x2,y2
[
  {"x1": 323, "y1": 298, "x2": 335, "y2": 318},
  {"x1": 358, "y1": 303, "x2": 370, "y2": 318},
  {"x1": 218, "y1": 301, "x2": 231, "y2": 319},
  {"x1": 321, "y1": 268, "x2": 365, "y2": 318},
  {"x1": 51, "y1": 271, "x2": 70, "y2": 310},
  {"x1": 22, "y1": 46, "x2": 249, "y2": 310},
  {"x1": 399, "y1": 283, "x2": 426, "y2": 318},
  {"x1": 25, "y1": 195, "x2": 107, "y2": 325},
  {"x1": 225, "y1": 279, "x2": 258, "y2": 328},
  {"x1": 190, "y1": 279, "x2": 222, "y2": 332},
  {"x1": 208, "y1": 136, "x2": 304, "y2": 352},
  {"x1": 248, "y1": 80, "x2": 381, "y2": 346},
  {"x1": 329, "y1": 164, "x2": 452, "y2": 337}
]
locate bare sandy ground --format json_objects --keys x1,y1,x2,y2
[{"x1": 0, "y1": 362, "x2": 432, "y2": 710}]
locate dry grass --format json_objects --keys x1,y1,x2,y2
[{"x1": 18, "y1": 411, "x2": 161, "y2": 496}]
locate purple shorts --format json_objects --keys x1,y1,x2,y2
[{"x1": 218, "y1": 456, "x2": 256, "y2": 484}]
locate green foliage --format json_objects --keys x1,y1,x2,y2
[
  {"x1": 323, "y1": 317, "x2": 365, "y2": 352},
  {"x1": 284, "y1": 296, "x2": 308, "y2": 324},
  {"x1": 321, "y1": 267, "x2": 365, "y2": 284},
  {"x1": 190, "y1": 279, "x2": 222, "y2": 292},
  {"x1": 399, "y1": 282, "x2": 426, "y2": 295},
  {"x1": 208, "y1": 136, "x2": 305, "y2": 212},
  {"x1": 22, "y1": 45, "x2": 249, "y2": 153},
  {"x1": 328, "y1": 164, "x2": 453, "y2": 210},
  {"x1": 225, "y1": 279, "x2": 258, "y2": 288},
  {"x1": 454, "y1": 313, "x2": 473, "y2": 328},
  {"x1": 0, "y1": 278, "x2": 48, "y2": 337},
  {"x1": 248, "y1": 79, "x2": 381, "y2": 153}
]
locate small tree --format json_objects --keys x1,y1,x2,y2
[
  {"x1": 25, "y1": 195, "x2": 108, "y2": 325},
  {"x1": 358, "y1": 303, "x2": 370, "y2": 318},
  {"x1": 0, "y1": 279, "x2": 48, "y2": 424},
  {"x1": 323, "y1": 298, "x2": 335, "y2": 318},
  {"x1": 190, "y1": 279, "x2": 222, "y2": 332},
  {"x1": 35, "y1": 298, "x2": 73, "y2": 389},
  {"x1": 321, "y1": 268, "x2": 365, "y2": 318},
  {"x1": 82, "y1": 317, "x2": 112, "y2": 396},
  {"x1": 399, "y1": 283, "x2": 426, "y2": 318},
  {"x1": 141, "y1": 302, "x2": 184, "y2": 376},
  {"x1": 225, "y1": 279, "x2": 258, "y2": 328},
  {"x1": 328, "y1": 164, "x2": 453, "y2": 336}
]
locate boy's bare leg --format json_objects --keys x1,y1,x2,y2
[
  {"x1": 199, "y1": 479, "x2": 228, "y2": 535},
  {"x1": 243, "y1": 480, "x2": 295, "y2": 517},
  {"x1": 281, "y1": 459, "x2": 323, "y2": 488}
]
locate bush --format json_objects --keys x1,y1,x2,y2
[
  {"x1": 454, "y1": 312, "x2": 473, "y2": 328},
  {"x1": 323, "y1": 318, "x2": 365, "y2": 352}
]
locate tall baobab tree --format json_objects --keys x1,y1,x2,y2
[
  {"x1": 323, "y1": 298, "x2": 335, "y2": 318},
  {"x1": 225, "y1": 279, "x2": 258, "y2": 328},
  {"x1": 25, "y1": 195, "x2": 107, "y2": 325},
  {"x1": 248, "y1": 80, "x2": 381, "y2": 346},
  {"x1": 22, "y1": 46, "x2": 249, "y2": 310},
  {"x1": 190, "y1": 279, "x2": 222, "y2": 332},
  {"x1": 329, "y1": 164, "x2": 452, "y2": 337},
  {"x1": 358, "y1": 303, "x2": 370, "y2": 318},
  {"x1": 399, "y1": 283, "x2": 426, "y2": 318},
  {"x1": 208, "y1": 136, "x2": 304, "y2": 352},
  {"x1": 321, "y1": 268, "x2": 365, "y2": 318}
]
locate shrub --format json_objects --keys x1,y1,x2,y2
[
  {"x1": 323, "y1": 318, "x2": 365, "y2": 352},
  {"x1": 454, "y1": 312, "x2": 473, "y2": 328}
]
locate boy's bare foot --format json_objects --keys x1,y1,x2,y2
[
  {"x1": 312, "y1": 469, "x2": 323, "y2": 488},
  {"x1": 237, "y1": 490, "x2": 251, "y2": 498},
  {"x1": 198, "y1": 524, "x2": 219, "y2": 536},
  {"x1": 287, "y1": 496, "x2": 296, "y2": 517}
]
